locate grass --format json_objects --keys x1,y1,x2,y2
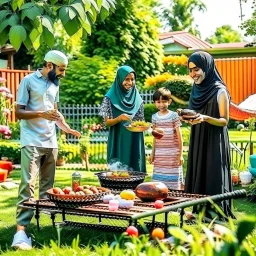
[{"x1": 0, "y1": 166, "x2": 256, "y2": 255}]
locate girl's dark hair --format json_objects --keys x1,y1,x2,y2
[{"x1": 153, "y1": 87, "x2": 172, "y2": 101}]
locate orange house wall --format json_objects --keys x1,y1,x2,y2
[{"x1": 215, "y1": 57, "x2": 256, "y2": 104}]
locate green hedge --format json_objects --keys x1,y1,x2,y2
[{"x1": 0, "y1": 140, "x2": 20, "y2": 163}]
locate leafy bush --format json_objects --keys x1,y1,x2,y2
[
  {"x1": 144, "y1": 75, "x2": 192, "y2": 103},
  {"x1": 60, "y1": 55, "x2": 118, "y2": 105},
  {"x1": 144, "y1": 104, "x2": 158, "y2": 122},
  {"x1": 162, "y1": 78, "x2": 192, "y2": 102},
  {"x1": 163, "y1": 54, "x2": 188, "y2": 75},
  {"x1": 42, "y1": 216, "x2": 256, "y2": 255},
  {"x1": 0, "y1": 141, "x2": 20, "y2": 163},
  {"x1": 8, "y1": 121, "x2": 20, "y2": 140},
  {"x1": 247, "y1": 181, "x2": 256, "y2": 202}
]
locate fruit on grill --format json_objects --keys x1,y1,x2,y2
[
  {"x1": 75, "y1": 185, "x2": 84, "y2": 192},
  {"x1": 52, "y1": 187, "x2": 63, "y2": 194},
  {"x1": 130, "y1": 121, "x2": 150, "y2": 127},
  {"x1": 154, "y1": 200, "x2": 164, "y2": 209},
  {"x1": 106, "y1": 171, "x2": 130, "y2": 178},
  {"x1": 51, "y1": 185, "x2": 104, "y2": 195},
  {"x1": 120, "y1": 190, "x2": 136, "y2": 200},
  {"x1": 135, "y1": 182, "x2": 168, "y2": 201},
  {"x1": 126, "y1": 226, "x2": 139, "y2": 237},
  {"x1": 151, "y1": 227, "x2": 165, "y2": 240},
  {"x1": 63, "y1": 186, "x2": 72, "y2": 194}
]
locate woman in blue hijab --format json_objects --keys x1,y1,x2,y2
[
  {"x1": 99, "y1": 66, "x2": 146, "y2": 172},
  {"x1": 184, "y1": 51, "x2": 235, "y2": 219}
]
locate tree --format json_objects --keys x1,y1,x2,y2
[
  {"x1": 81, "y1": 0, "x2": 163, "y2": 87},
  {"x1": 60, "y1": 55, "x2": 118, "y2": 105},
  {"x1": 240, "y1": 1, "x2": 256, "y2": 37},
  {"x1": 160, "y1": 0, "x2": 207, "y2": 37},
  {"x1": 206, "y1": 25, "x2": 243, "y2": 44},
  {"x1": 29, "y1": 21, "x2": 83, "y2": 67},
  {"x1": 0, "y1": 0, "x2": 116, "y2": 51}
]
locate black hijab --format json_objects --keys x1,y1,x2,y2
[{"x1": 188, "y1": 51, "x2": 228, "y2": 110}]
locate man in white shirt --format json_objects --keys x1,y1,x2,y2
[{"x1": 12, "y1": 50, "x2": 80, "y2": 250}]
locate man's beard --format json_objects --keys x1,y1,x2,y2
[{"x1": 48, "y1": 70, "x2": 60, "y2": 86}]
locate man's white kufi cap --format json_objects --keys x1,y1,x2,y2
[{"x1": 44, "y1": 50, "x2": 68, "y2": 66}]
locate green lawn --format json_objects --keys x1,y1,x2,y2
[{"x1": 0, "y1": 167, "x2": 255, "y2": 255}]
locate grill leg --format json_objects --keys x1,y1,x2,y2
[
  {"x1": 62, "y1": 209, "x2": 66, "y2": 221},
  {"x1": 180, "y1": 208, "x2": 184, "y2": 228},
  {"x1": 35, "y1": 203, "x2": 40, "y2": 232},
  {"x1": 50, "y1": 212, "x2": 56, "y2": 228},
  {"x1": 152, "y1": 215, "x2": 155, "y2": 228},
  {"x1": 164, "y1": 212, "x2": 168, "y2": 235}
]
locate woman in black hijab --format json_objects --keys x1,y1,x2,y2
[{"x1": 184, "y1": 51, "x2": 235, "y2": 219}]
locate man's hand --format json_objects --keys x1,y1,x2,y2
[
  {"x1": 41, "y1": 109, "x2": 60, "y2": 121},
  {"x1": 69, "y1": 129, "x2": 81, "y2": 138}
]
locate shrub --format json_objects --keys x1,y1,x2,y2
[
  {"x1": 162, "y1": 77, "x2": 192, "y2": 102},
  {"x1": 144, "y1": 75, "x2": 192, "y2": 103},
  {"x1": 8, "y1": 121, "x2": 20, "y2": 140},
  {"x1": 60, "y1": 55, "x2": 118, "y2": 105},
  {"x1": 163, "y1": 54, "x2": 188, "y2": 75},
  {"x1": 0, "y1": 141, "x2": 20, "y2": 163}
]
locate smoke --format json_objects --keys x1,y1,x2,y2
[{"x1": 108, "y1": 159, "x2": 133, "y2": 172}]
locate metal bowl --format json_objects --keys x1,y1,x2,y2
[{"x1": 95, "y1": 171, "x2": 147, "y2": 190}]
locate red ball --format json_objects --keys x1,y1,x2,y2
[
  {"x1": 126, "y1": 226, "x2": 139, "y2": 237},
  {"x1": 154, "y1": 200, "x2": 164, "y2": 209}
]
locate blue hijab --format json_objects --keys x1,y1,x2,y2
[
  {"x1": 105, "y1": 65, "x2": 143, "y2": 115},
  {"x1": 188, "y1": 51, "x2": 228, "y2": 110}
]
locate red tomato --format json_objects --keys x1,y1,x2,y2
[
  {"x1": 154, "y1": 200, "x2": 164, "y2": 209},
  {"x1": 126, "y1": 226, "x2": 139, "y2": 237}
]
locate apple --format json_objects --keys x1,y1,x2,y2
[
  {"x1": 63, "y1": 186, "x2": 72, "y2": 194},
  {"x1": 52, "y1": 187, "x2": 62, "y2": 194},
  {"x1": 75, "y1": 185, "x2": 84, "y2": 192},
  {"x1": 154, "y1": 200, "x2": 164, "y2": 209},
  {"x1": 126, "y1": 226, "x2": 139, "y2": 237}
]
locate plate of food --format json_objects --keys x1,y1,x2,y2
[
  {"x1": 124, "y1": 121, "x2": 151, "y2": 132},
  {"x1": 176, "y1": 108, "x2": 199, "y2": 120}
]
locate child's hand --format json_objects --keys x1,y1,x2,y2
[
  {"x1": 148, "y1": 154, "x2": 154, "y2": 164},
  {"x1": 178, "y1": 155, "x2": 184, "y2": 166}
]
